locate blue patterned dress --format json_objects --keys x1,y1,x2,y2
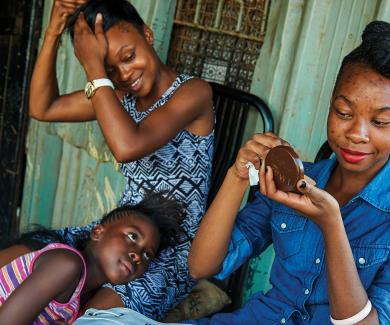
[{"x1": 50, "y1": 74, "x2": 214, "y2": 320}]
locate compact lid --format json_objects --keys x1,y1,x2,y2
[{"x1": 264, "y1": 145, "x2": 304, "y2": 192}]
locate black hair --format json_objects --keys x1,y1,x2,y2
[
  {"x1": 10, "y1": 191, "x2": 185, "y2": 253},
  {"x1": 67, "y1": 0, "x2": 145, "y2": 40},
  {"x1": 6, "y1": 225, "x2": 67, "y2": 251},
  {"x1": 337, "y1": 21, "x2": 390, "y2": 81},
  {"x1": 100, "y1": 190, "x2": 185, "y2": 251}
]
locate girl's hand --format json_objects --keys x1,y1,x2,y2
[
  {"x1": 73, "y1": 12, "x2": 107, "y2": 78},
  {"x1": 260, "y1": 166, "x2": 341, "y2": 230},
  {"x1": 47, "y1": 0, "x2": 88, "y2": 36},
  {"x1": 233, "y1": 132, "x2": 289, "y2": 180}
]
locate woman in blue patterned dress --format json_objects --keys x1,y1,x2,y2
[{"x1": 21, "y1": 0, "x2": 214, "y2": 320}]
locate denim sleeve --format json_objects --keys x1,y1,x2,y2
[
  {"x1": 368, "y1": 258, "x2": 390, "y2": 324},
  {"x1": 214, "y1": 191, "x2": 273, "y2": 280}
]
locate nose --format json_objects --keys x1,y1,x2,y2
[
  {"x1": 117, "y1": 64, "x2": 133, "y2": 83},
  {"x1": 129, "y1": 251, "x2": 141, "y2": 265},
  {"x1": 345, "y1": 117, "x2": 369, "y2": 144}
]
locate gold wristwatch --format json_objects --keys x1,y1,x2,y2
[{"x1": 84, "y1": 78, "x2": 115, "y2": 99}]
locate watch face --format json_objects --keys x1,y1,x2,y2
[{"x1": 85, "y1": 82, "x2": 95, "y2": 99}]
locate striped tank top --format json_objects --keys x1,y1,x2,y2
[{"x1": 0, "y1": 243, "x2": 86, "y2": 324}]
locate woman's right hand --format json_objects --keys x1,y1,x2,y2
[
  {"x1": 233, "y1": 132, "x2": 289, "y2": 180},
  {"x1": 46, "y1": 0, "x2": 88, "y2": 36}
]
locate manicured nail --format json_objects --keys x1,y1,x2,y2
[
  {"x1": 96, "y1": 13, "x2": 102, "y2": 20},
  {"x1": 299, "y1": 180, "x2": 307, "y2": 189}
]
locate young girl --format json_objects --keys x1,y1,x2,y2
[
  {"x1": 28, "y1": 0, "x2": 214, "y2": 319},
  {"x1": 187, "y1": 21, "x2": 390, "y2": 324},
  {"x1": 0, "y1": 191, "x2": 184, "y2": 324}
]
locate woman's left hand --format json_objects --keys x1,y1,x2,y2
[
  {"x1": 260, "y1": 166, "x2": 341, "y2": 230},
  {"x1": 73, "y1": 12, "x2": 107, "y2": 78}
]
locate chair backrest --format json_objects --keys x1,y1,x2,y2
[
  {"x1": 314, "y1": 140, "x2": 333, "y2": 162},
  {"x1": 207, "y1": 82, "x2": 274, "y2": 207}
]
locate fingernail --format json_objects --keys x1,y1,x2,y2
[
  {"x1": 299, "y1": 180, "x2": 307, "y2": 189},
  {"x1": 96, "y1": 13, "x2": 102, "y2": 20}
]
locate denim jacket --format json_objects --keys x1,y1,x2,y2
[{"x1": 195, "y1": 157, "x2": 390, "y2": 325}]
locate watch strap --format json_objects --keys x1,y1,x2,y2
[{"x1": 92, "y1": 78, "x2": 114, "y2": 89}]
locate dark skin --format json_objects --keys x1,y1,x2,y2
[
  {"x1": 27, "y1": 0, "x2": 213, "y2": 309},
  {"x1": 189, "y1": 62, "x2": 390, "y2": 324},
  {"x1": 29, "y1": 1, "x2": 214, "y2": 163},
  {"x1": 0, "y1": 215, "x2": 160, "y2": 324}
]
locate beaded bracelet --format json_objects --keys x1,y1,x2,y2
[{"x1": 330, "y1": 300, "x2": 372, "y2": 325}]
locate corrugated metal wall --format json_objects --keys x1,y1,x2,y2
[{"x1": 21, "y1": 0, "x2": 390, "y2": 306}]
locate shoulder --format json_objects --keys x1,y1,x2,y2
[
  {"x1": 172, "y1": 77, "x2": 213, "y2": 112},
  {"x1": 34, "y1": 245, "x2": 84, "y2": 278},
  {"x1": 183, "y1": 77, "x2": 212, "y2": 95}
]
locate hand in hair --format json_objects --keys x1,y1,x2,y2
[
  {"x1": 47, "y1": 0, "x2": 88, "y2": 36},
  {"x1": 73, "y1": 12, "x2": 108, "y2": 80}
]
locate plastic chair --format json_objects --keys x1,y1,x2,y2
[
  {"x1": 207, "y1": 82, "x2": 274, "y2": 310},
  {"x1": 207, "y1": 82, "x2": 274, "y2": 207}
]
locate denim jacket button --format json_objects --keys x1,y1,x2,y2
[
  {"x1": 281, "y1": 318, "x2": 286, "y2": 324},
  {"x1": 358, "y1": 257, "x2": 366, "y2": 265},
  {"x1": 304, "y1": 289, "x2": 310, "y2": 295},
  {"x1": 315, "y1": 258, "x2": 321, "y2": 264},
  {"x1": 280, "y1": 222, "x2": 287, "y2": 229}
]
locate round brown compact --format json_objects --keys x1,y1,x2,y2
[{"x1": 264, "y1": 145, "x2": 304, "y2": 192}]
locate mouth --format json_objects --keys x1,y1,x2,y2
[
  {"x1": 128, "y1": 74, "x2": 142, "y2": 92},
  {"x1": 120, "y1": 259, "x2": 135, "y2": 276},
  {"x1": 339, "y1": 147, "x2": 372, "y2": 164}
]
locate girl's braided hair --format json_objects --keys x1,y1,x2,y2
[
  {"x1": 338, "y1": 21, "x2": 390, "y2": 79},
  {"x1": 100, "y1": 190, "x2": 185, "y2": 251},
  {"x1": 10, "y1": 191, "x2": 185, "y2": 252}
]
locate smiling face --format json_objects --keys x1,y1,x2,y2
[
  {"x1": 91, "y1": 214, "x2": 160, "y2": 285},
  {"x1": 103, "y1": 21, "x2": 159, "y2": 97},
  {"x1": 327, "y1": 62, "x2": 390, "y2": 177}
]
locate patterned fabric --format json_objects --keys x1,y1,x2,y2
[
  {"x1": 47, "y1": 74, "x2": 214, "y2": 321},
  {"x1": 119, "y1": 74, "x2": 214, "y2": 238},
  {"x1": 0, "y1": 243, "x2": 86, "y2": 324}
]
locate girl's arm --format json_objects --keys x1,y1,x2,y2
[
  {"x1": 0, "y1": 249, "x2": 83, "y2": 325},
  {"x1": 189, "y1": 133, "x2": 287, "y2": 279},
  {"x1": 0, "y1": 245, "x2": 31, "y2": 268},
  {"x1": 262, "y1": 168, "x2": 379, "y2": 324},
  {"x1": 189, "y1": 167, "x2": 248, "y2": 279},
  {"x1": 84, "y1": 287, "x2": 124, "y2": 310},
  {"x1": 29, "y1": 0, "x2": 95, "y2": 122}
]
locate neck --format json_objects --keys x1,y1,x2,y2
[
  {"x1": 326, "y1": 161, "x2": 383, "y2": 206},
  {"x1": 80, "y1": 244, "x2": 107, "y2": 294},
  {"x1": 137, "y1": 64, "x2": 177, "y2": 111}
]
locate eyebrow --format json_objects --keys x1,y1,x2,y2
[
  {"x1": 334, "y1": 95, "x2": 353, "y2": 106},
  {"x1": 334, "y1": 96, "x2": 390, "y2": 112},
  {"x1": 375, "y1": 106, "x2": 390, "y2": 113},
  {"x1": 115, "y1": 45, "x2": 132, "y2": 57}
]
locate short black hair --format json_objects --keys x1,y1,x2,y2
[
  {"x1": 67, "y1": 0, "x2": 145, "y2": 40},
  {"x1": 12, "y1": 191, "x2": 185, "y2": 252},
  {"x1": 101, "y1": 190, "x2": 185, "y2": 251},
  {"x1": 337, "y1": 21, "x2": 390, "y2": 81}
]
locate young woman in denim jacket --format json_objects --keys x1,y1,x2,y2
[{"x1": 188, "y1": 21, "x2": 390, "y2": 325}]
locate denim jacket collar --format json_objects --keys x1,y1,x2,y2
[{"x1": 308, "y1": 157, "x2": 390, "y2": 213}]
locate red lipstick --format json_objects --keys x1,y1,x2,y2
[{"x1": 339, "y1": 148, "x2": 371, "y2": 163}]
